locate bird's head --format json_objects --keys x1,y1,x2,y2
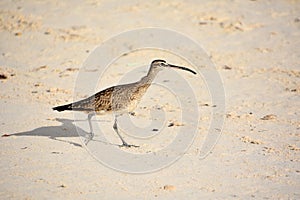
[{"x1": 150, "y1": 59, "x2": 196, "y2": 75}]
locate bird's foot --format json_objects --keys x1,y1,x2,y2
[
  {"x1": 119, "y1": 142, "x2": 139, "y2": 148},
  {"x1": 84, "y1": 132, "x2": 94, "y2": 145}
]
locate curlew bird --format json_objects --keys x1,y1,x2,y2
[{"x1": 53, "y1": 60, "x2": 196, "y2": 147}]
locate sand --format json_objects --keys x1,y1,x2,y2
[{"x1": 0, "y1": 0, "x2": 299, "y2": 199}]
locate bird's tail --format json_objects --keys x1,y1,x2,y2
[{"x1": 52, "y1": 103, "x2": 73, "y2": 112}]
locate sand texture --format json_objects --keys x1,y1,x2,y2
[{"x1": 0, "y1": 1, "x2": 299, "y2": 199}]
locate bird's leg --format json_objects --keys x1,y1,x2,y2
[
  {"x1": 85, "y1": 112, "x2": 95, "y2": 145},
  {"x1": 113, "y1": 117, "x2": 127, "y2": 146},
  {"x1": 113, "y1": 116, "x2": 139, "y2": 148}
]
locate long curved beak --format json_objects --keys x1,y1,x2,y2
[{"x1": 168, "y1": 64, "x2": 197, "y2": 75}]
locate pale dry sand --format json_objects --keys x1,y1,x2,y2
[{"x1": 0, "y1": 1, "x2": 299, "y2": 199}]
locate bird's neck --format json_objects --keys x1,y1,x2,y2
[{"x1": 139, "y1": 67, "x2": 159, "y2": 85}]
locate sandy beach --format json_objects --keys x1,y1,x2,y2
[{"x1": 0, "y1": 0, "x2": 299, "y2": 199}]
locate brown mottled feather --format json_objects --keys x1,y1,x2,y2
[{"x1": 56, "y1": 82, "x2": 151, "y2": 115}]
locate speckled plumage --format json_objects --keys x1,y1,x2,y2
[{"x1": 68, "y1": 82, "x2": 151, "y2": 114}]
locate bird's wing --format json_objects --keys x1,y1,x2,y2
[{"x1": 71, "y1": 87, "x2": 114, "y2": 112}]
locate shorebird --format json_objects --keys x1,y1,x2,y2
[{"x1": 53, "y1": 60, "x2": 196, "y2": 147}]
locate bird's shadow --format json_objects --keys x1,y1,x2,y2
[{"x1": 3, "y1": 118, "x2": 118, "y2": 147}]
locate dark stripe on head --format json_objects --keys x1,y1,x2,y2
[{"x1": 151, "y1": 59, "x2": 166, "y2": 64}]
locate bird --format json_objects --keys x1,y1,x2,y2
[{"x1": 52, "y1": 59, "x2": 196, "y2": 147}]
